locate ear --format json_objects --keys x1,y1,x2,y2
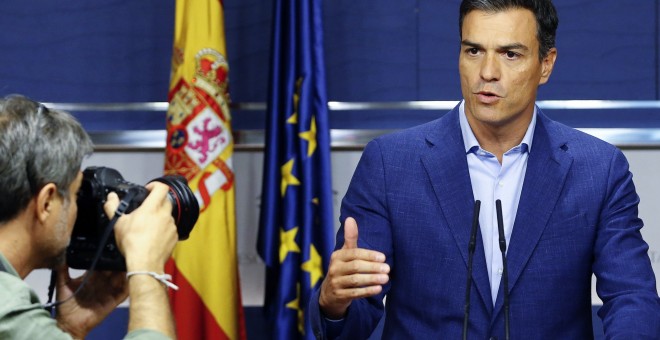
[
  {"x1": 539, "y1": 47, "x2": 557, "y2": 85},
  {"x1": 35, "y1": 183, "x2": 59, "y2": 223}
]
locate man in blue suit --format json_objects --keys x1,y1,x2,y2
[{"x1": 309, "y1": 0, "x2": 660, "y2": 338}]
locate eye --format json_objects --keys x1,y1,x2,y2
[
  {"x1": 467, "y1": 48, "x2": 479, "y2": 56},
  {"x1": 505, "y1": 51, "x2": 519, "y2": 60}
]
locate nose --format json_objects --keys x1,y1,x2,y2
[{"x1": 480, "y1": 53, "x2": 500, "y2": 81}]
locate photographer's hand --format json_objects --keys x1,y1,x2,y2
[
  {"x1": 105, "y1": 182, "x2": 178, "y2": 338},
  {"x1": 54, "y1": 267, "x2": 128, "y2": 339}
]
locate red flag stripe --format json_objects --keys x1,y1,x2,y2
[{"x1": 166, "y1": 259, "x2": 231, "y2": 340}]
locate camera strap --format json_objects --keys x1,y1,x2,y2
[
  {"x1": 85, "y1": 190, "x2": 137, "y2": 273},
  {"x1": 113, "y1": 194, "x2": 133, "y2": 217},
  {"x1": 43, "y1": 192, "x2": 137, "y2": 314}
]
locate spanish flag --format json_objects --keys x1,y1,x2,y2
[{"x1": 164, "y1": 0, "x2": 246, "y2": 339}]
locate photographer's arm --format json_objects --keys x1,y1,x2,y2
[{"x1": 106, "y1": 183, "x2": 178, "y2": 339}]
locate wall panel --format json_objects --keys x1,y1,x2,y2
[
  {"x1": 0, "y1": 0, "x2": 174, "y2": 102},
  {"x1": 224, "y1": 0, "x2": 272, "y2": 103},
  {"x1": 546, "y1": 0, "x2": 658, "y2": 100},
  {"x1": 418, "y1": 0, "x2": 463, "y2": 100},
  {"x1": 323, "y1": 0, "x2": 418, "y2": 101}
]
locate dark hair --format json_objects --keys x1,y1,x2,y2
[
  {"x1": 0, "y1": 95, "x2": 93, "y2": 223},
  {"x1": 459, "y1": 0, "x2": 558, "y2": 59}
]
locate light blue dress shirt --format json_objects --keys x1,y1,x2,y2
[{"x1": 459, "y1": 101, "x2": 537, "y2": 306}]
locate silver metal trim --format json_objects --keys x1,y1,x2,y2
[
  {"x1": 43, "y1": 100, "x2": 660, "y2": 150},
  {"x1": 328, "y1": 101, "x2": 459, "y2": 110},
  {"x1": 539, "y1": 100, "x2": 660, "y2": 110},
  {"x1": 89, "y1": 128, "x2": 660, "y2": 151},
  {"x1": 577, "y1": 128, "x2": 660, "y2": 147},
  {"x1": 331, "y1": 100, "x2": 660, "y2": 110},
  {"x1": 89, "y1": 130, "x2": 167, "y2": 150},
  {"x1": 44, "y1": 102, "x2": 169, "y2": 112},
  {"x1": 45, "y1": 100, "x2": 660, "y2": 112}
]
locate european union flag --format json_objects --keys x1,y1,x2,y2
[{"x1": 257, "y1": 0, "x2": 334, "y2": 339}]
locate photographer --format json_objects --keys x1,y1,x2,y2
[{"x1": 0, "y1": 95, "x2": 177, "y2": 339}]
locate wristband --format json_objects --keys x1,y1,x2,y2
[{"x1": 126, "y1": 271, "x2": 179, "y2": 290}]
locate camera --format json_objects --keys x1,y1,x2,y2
[{"x1": 66, "y1": 166, "x2": 199, "y2": 271}]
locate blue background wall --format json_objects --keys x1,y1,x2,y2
[{"x1": 0, "y1": 0, "x2": 658, "y2": 131}]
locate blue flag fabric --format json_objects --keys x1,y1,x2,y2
[{"x1": 257, "y1": 0, "x2": 334, "y2": 339}]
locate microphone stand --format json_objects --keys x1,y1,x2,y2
[
  {"x1": 462, "y1": 200, "x2": 481, "y2": 340},
  {"x1": 496, "y1": 199, "x2": 510, "y2": 340}
]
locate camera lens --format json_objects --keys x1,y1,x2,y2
[{"x1": 150, "y1": 175, "x2": 199, "y2": 240}]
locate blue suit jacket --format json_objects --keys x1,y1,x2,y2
[{"x1": 309, "y1": 106, "x2": 660, "y2": 339}]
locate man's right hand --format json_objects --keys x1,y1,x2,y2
[
  {"x1": 318, "y1": 217, "x2": 390, "y2": 319},
  {"x1": 104, "y1": 182, "x2": 178, "y2": 272}
]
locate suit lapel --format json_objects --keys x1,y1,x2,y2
[
  {"x1": 492, "y1": 112, "x2": 573, "y2": 316},
  {"x1": 421, "y1": 108, "x2": 493, "y2": 313}
]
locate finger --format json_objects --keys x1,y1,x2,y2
[
  {"x1": 103, "y1": 192, "x2": 120, "y2": 218},
  {"x1": 342, "y1": 217, "x2": 359, "y2": 249},
  {"x1": 99, "y1": 271, "x2": 129, "y2": 298},
  {"x1": 140, "y1": 182, "x2": 171, "y2": 209},
  {"x1": 331, "y1": 249, "x2": 387, "y2": 265},
  {"x1": 335, "y1": 285, "x2": 384, "y2": 300},
  {"x1": 333, "y1": 259, "x2": 390, "y2": 276},
  {"x1": 335, "y1": 272, "x2": 389, "y2": 289}
]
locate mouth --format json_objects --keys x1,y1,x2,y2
[
  {"x1": 475, "y1": 91, "x2": 501, "y2": 104},
  {"x1": 477, "y1": 90, "x2": 500, "y2": 97}
]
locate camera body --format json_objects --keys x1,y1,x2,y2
[{"x1": 66, "y1": 166, "x2": 199, "y2": 271}]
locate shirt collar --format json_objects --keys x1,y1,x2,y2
[
  {"x1": 0, "y1": 251, "x2": 19, "y2": 277},
  {"x1": 458, "y1": 100, "x2": 537, "y2": 154}
]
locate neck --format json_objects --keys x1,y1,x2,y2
[{"x1": 467, "y1": 112, "x2": 532, "y2": 163}]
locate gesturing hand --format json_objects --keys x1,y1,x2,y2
[{"x1": 318, "y1": 217, "x2": 390, "y2": 319}]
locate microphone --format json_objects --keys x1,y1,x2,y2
[
  {"x1": 462, "y1": 200, "x2": 481, "y2": 340},
  {"x1": 496, "y1": 199, "x2": 510, "y2": 340}
]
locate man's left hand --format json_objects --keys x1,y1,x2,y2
[{"x1": 54, "y1": 266, "x2": 128, "y2": 338}]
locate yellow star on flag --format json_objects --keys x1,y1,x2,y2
[
  {"x1": 301, "y1": 244, "x2": 324, "y2": 288},
  {"x1": 299, "y1": 115, "x2": 317, "y2": 157},
  {"x1": 285, "y1": 283, "x2": 305, "y2": 335},
  {"x1": 286, "y1": 111, "x2": 298, "y2": 124},
  {"x1": 280, "y1": 226, "x2": 301, "y2": 263},
  {"x1": 286, "y1": 78, "x2": 303, "y2": 124},
  {"x1": 280, "y1": 158, "x2": 300, "y2": 196}
]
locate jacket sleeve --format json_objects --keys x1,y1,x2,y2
[
  {"x1": 594, "y1": 147, "x2": 660, "y2": 339},
  {"x1": 309, "y1": 139, "x2": 391, "y2": 340},
  {"x1": 0, "y1": 272, "x2": 74, "y2": 340}
]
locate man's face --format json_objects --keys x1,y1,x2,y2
[
  {"x1": 459, "y1": 8, "x2": 556, "y2": 129},
  {"x1": 41, "y1": 171, "x2": 82, "y2": 268}
]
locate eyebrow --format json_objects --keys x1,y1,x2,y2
[{"x1": 461, "y1": 39, "x2": 530, "y2": 52}]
